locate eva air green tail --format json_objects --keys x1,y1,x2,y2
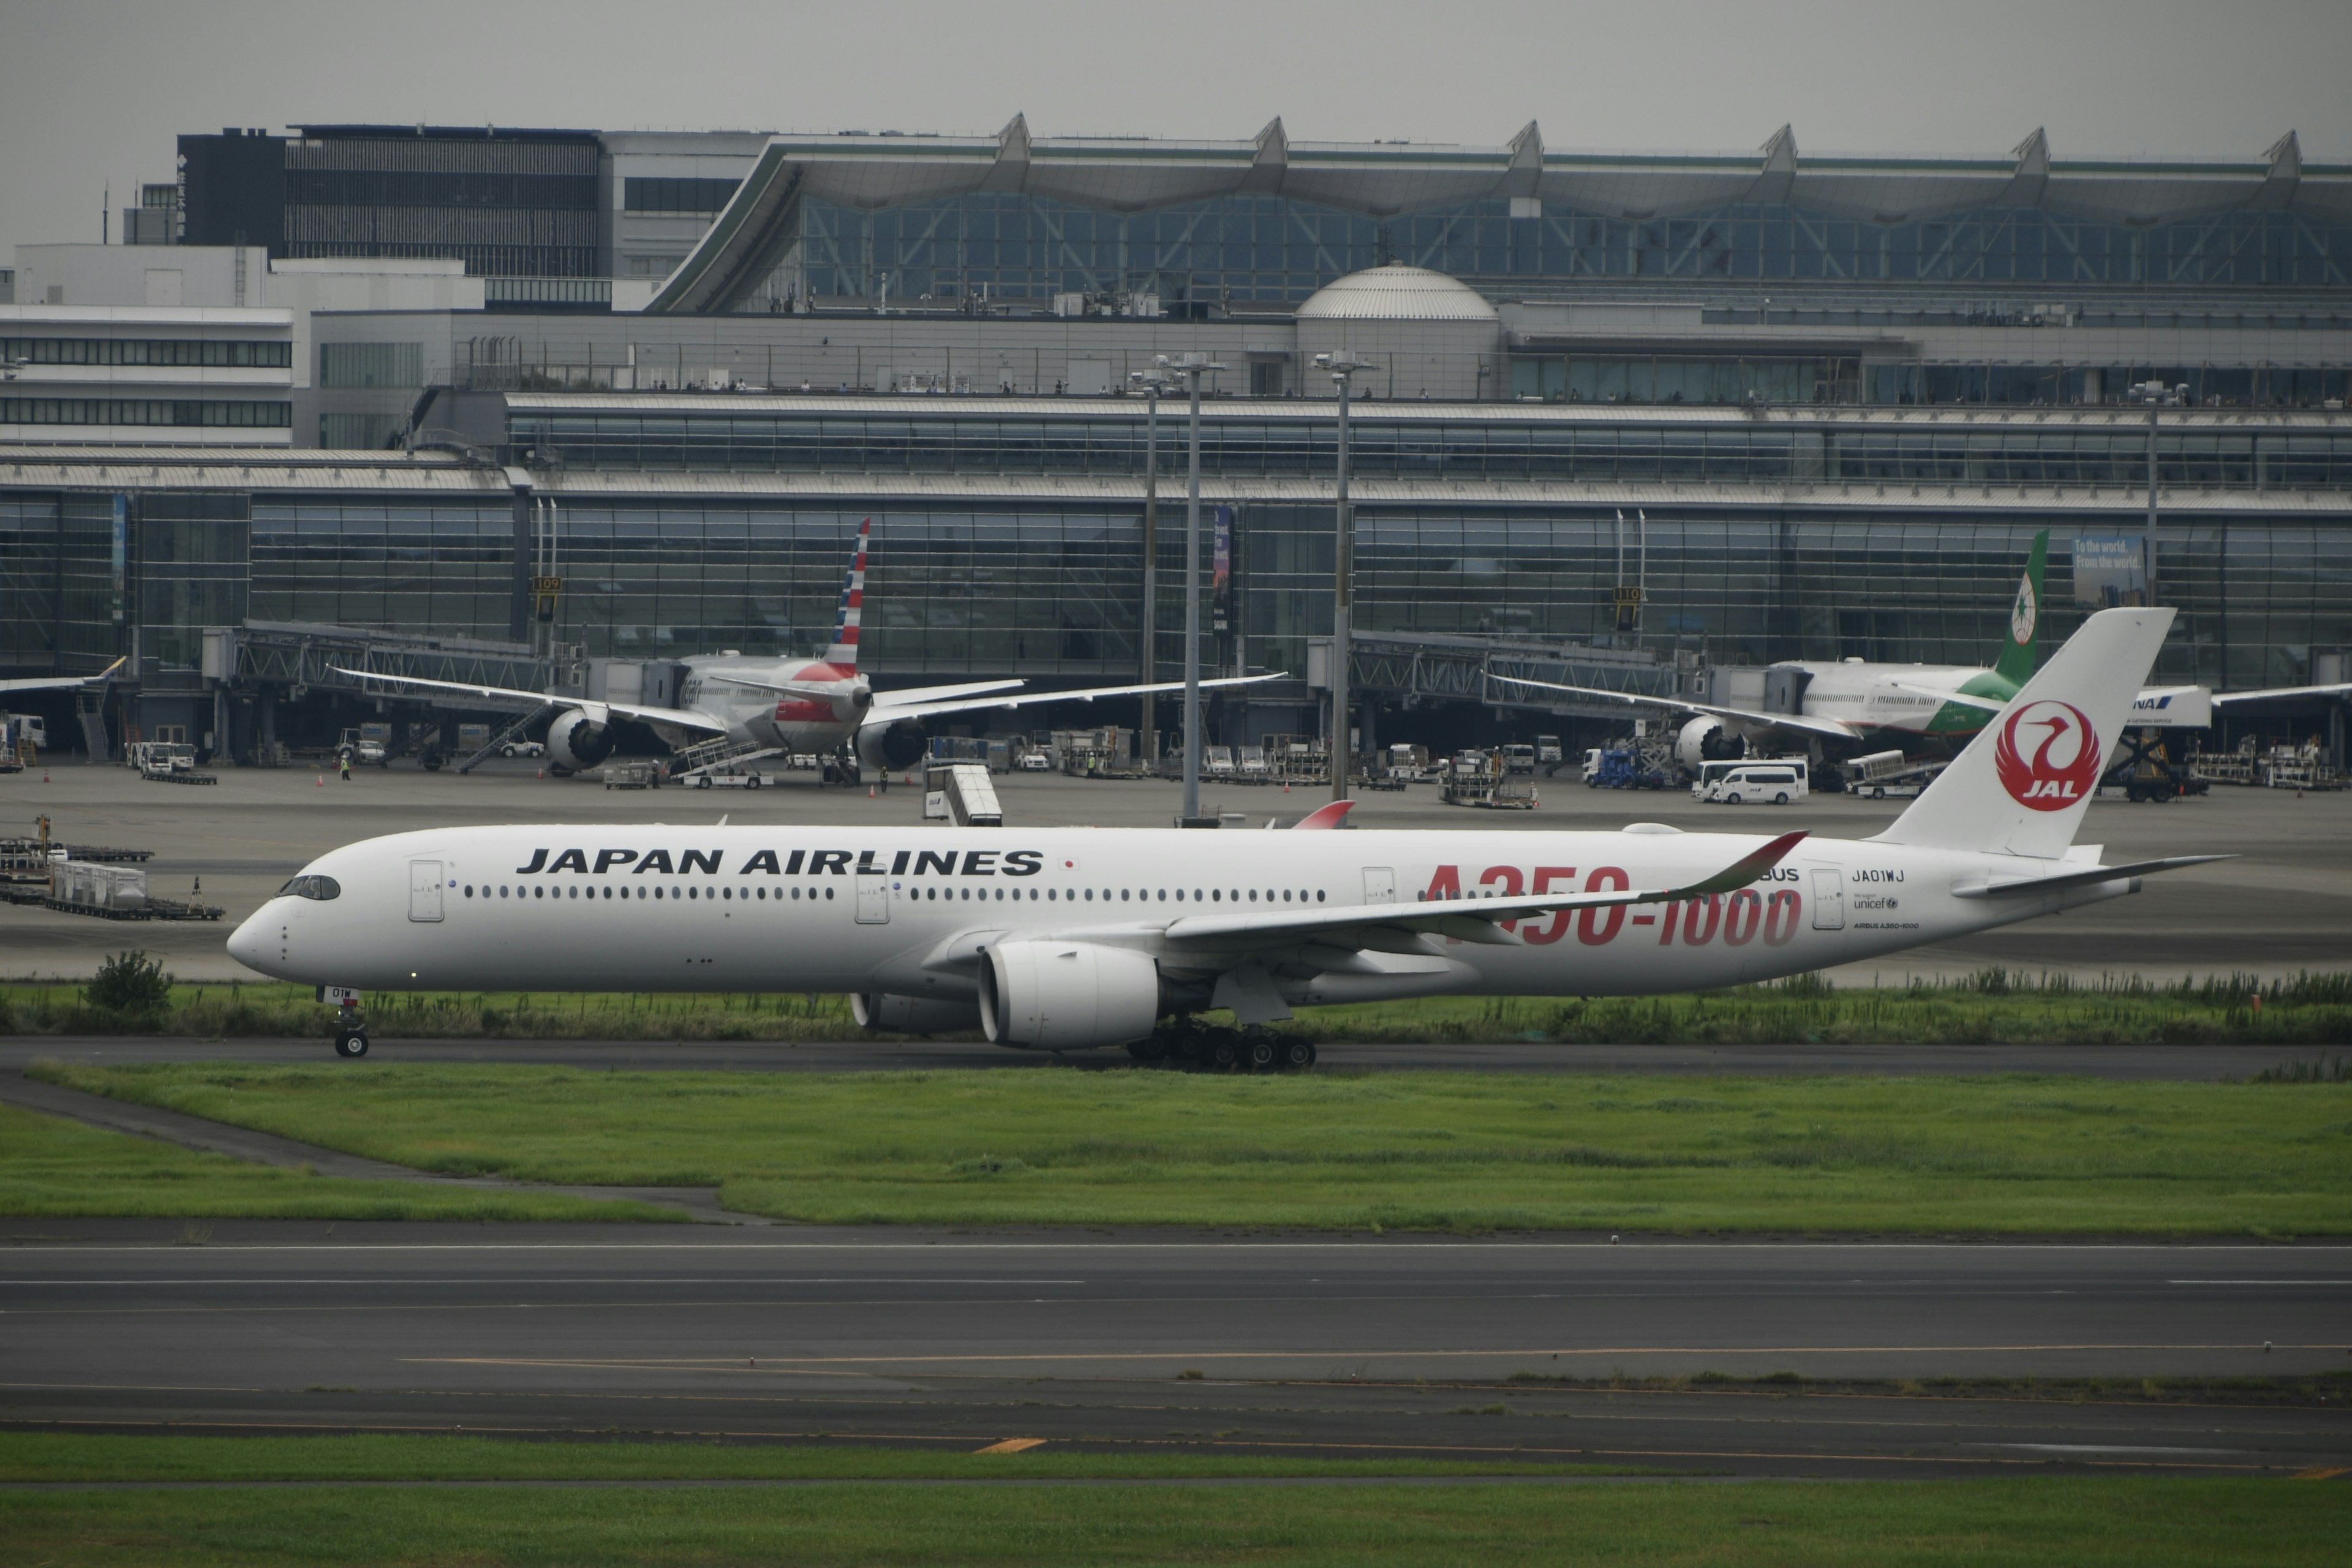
[{"x1": 1992, "y1": 529, "x2": 2049, "y2": 687}]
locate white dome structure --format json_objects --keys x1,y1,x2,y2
[{"x1": 1295, "y1": 263, "x2": 1499, "y2": 323}]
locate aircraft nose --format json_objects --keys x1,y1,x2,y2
[{"x1": 226, "y1": 909, "x2": 273, "y2": 974}]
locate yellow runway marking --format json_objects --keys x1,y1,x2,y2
[{"x1": 975, "y1": 1438, "x2": 1048, "y2": 1454}]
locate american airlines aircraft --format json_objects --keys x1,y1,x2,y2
[
  {"x1": 336, "y1": 520, "x2": 1273, "y2": 781},
  {"x1": 235, "y1": 608, "x2": 2218, "y2": 1061}
]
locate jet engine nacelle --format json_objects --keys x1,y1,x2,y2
[
  {"x1": 855, "y1": 719, "x2": 927, "y2": 773},
  {"x1": 851, "y1": 992, "x2": 984, "y2": 1036},
  {"x1": 1675, "y1": 715, "x2": 1747, "y2": 772},
  {"x1": 546, "y1": 708, "x2": 616, "y2": 772},
  {"x1": 978, "y1": 940, "x2": 1162, "y2": 1050}
]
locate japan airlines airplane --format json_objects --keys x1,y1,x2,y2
[
  {"x1": 336, "y1": 520, "x2": 1274, "y2": 780},
  {"x1": 235, "y1": 606, "x2": 2220, "y2": 1061},
  {"x1": 1490, "y1": 533, "x2": 2052, "y2": 772}
]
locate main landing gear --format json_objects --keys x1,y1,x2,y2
[{"x1": 1129, "y1": 1021, "x2": 1317, "y2": 1072}]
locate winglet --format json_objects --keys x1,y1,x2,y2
[
  {"x1": 1668, "y1": 830, "x2": 1807, "y2": 899},
  {"x1": 1292, "y1": 801, "x2": 1356, "y2": 830}
]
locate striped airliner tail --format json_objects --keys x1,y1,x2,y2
[{"x1": 820, "y1": 518, "x2": 870, "y2": 669}]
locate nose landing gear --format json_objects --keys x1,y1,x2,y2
[{"x1": 328, "y1": 995, "x2": 368, "y2": 1058}]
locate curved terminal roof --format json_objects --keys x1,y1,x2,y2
[
  {"x1": 1295, "y1": 264, "x2": 1501, "y2": 322},
  {"x1": 649, "y1": 118, "x2": 2350, "y2": 314}
]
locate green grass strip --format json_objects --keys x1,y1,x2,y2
[
  {"x1": 8, "y1": 970, "x2": 2352, "y2": 1046},
  {"x1": 1, "y1": 1470, "x2": 2343, "y2": 1566},
  {"x1": 0, "y1": 1101, "x2": 681, "y2": 1223},
  {"x1": 27, "y1": 1063, "x2": 2352, "y2": 1233}
]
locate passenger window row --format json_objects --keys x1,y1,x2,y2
[{"x1": 456, "y1": 883, "x2": 1333, "y2": 907}]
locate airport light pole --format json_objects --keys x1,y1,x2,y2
[
  {"x1": 1166, "y1": 352, "x2": 1224, "y2": 824},
  {"x1": 1130, "y1": 368, "x2": 1169, "y2": 766},
  {"x1": 2130, "y1": 379, "x2": 2185, "y2": 605},
  {"x1": 1314, "y1": 352, "x2": 1375, "y2": 800}
]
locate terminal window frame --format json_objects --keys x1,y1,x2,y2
[{"x1": 1, "y1": 337, "x2": 291, "y2": 369}]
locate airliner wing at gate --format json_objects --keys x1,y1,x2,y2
[
  {"x1": 0, "y1": 657, "x2": 126, "y2": 695},
  {"x1": 867, "y1": 671, "x2": 1285, "y2": 726},
  {"x1": 329, "y1": 668, "x2": 729, "y2": 734},
  {"x1": 1482, "y1": 673, "x2": 1863, "y2": 741}
]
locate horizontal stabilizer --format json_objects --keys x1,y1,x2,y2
[{"x1": 1951, "y1": 854, "x2": 2234, "y2": 899}]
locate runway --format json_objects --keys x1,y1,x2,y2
[
  {"x1": 0, "y1": 1036, "x2": 2321, "y2": 1080},
  {"x1": 3, "y1": 1220, "x2": 2345, "y2": 1479}
]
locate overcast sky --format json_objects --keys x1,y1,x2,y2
[{"x1": 5, "y1": 0, "x2": 2347, "y2": 262}]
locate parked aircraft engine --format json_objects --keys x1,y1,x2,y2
[
  {"x1": 855, "y1": 718, "x2": 927, "y2": 772},
  {"x1": 1676, "y1": 715, "x2": 1747, "y2": 772},
  {"x1": 851, "y1": 992, "x2": 984, "y2": 1036},
  {"x1": 546, "y1": 708, "x2": 616, "y2": 772},
  {"x1": 978, "y1": 940, "x2": 1162, "y2": 1050}
]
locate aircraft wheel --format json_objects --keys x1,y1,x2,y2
[
  {"x1": 1207, "y1": 1036, "x2": 1240, "y2": 1071},
  {"x1": 1244, "y1": 1035, "x2": 1278, "y2": 1072},
  {"x1": 1280, "y1": 1038, "x2": 1316, "y2": 1071},
  {"x1": 333, "y1": 1030, "x2": 369, "y2": 1059}
]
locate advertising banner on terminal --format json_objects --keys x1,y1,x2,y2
[{"x1": 2072, "y1": 533, "x2": 2148, "y2": 608}]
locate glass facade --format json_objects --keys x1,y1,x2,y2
[
  {"x1": 508, "y1": 407, "x2": 2352, "y2": 492},
  {"x1": 0, "y1": 337, "x2": 292, "y2": 369},
  {"x1": 0, "y1": 399, "x2": 292, "y2": 429},
  {"x1": 5, "y1": 488, "x2": 2338, "y2": 693},
  {"x1": 791, "y1": 194, "x2": 2352, "y2": 304}
]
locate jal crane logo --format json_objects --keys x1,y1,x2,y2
[{"x1": 1993, "y1": 699, "x2": 2101, "y2": 810}]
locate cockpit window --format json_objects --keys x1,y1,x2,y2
[{"x1": 277, "y1": 875, "x2": 341, "y2": 901}]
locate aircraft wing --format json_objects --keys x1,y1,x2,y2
[
  {"x1": 1951, "y1": 854, "x2": 2235, "y2": 899},
  {"x1": 328, "y1": 668, "x2": 729, "y2": 736},
  {"x1": 869, "y1": 678, "x2": 1029, "y2": 706},
  {"x1": 1483, "y1": 673, "x2": 1863, "y2": 742},
  {"x1": 2212, "y1": 681, "x2": 2352, "y2": 707},
  {"x1": 703, "y1": 673, "x2": 879, "y2": 701},
  {"x1": 866, "y1": 672, "x2": 1286, "y2": 727},
  {"x1": 1155, "y1": 831, "x2": 1807, "y2": 949},
  {"x1": 0, "y1": 658, "x2": 126, "y2": 695}
]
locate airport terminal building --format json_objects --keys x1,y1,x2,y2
[{"x1": 1, "y1": 120, "x2": 2346, "y2": 758}]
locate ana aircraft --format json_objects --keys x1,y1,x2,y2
[
  {"x1": 337, "y1": 519, "x2": 1273, "y2": 780},
  {"x1": 236, "y1": 606, "x2": 2220, "y2": 1061}
]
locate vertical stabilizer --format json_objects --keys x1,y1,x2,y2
[
  {"x1": 821, "y1": 518, "x2": 871, "y2": 669},
  {"x1": 1991, "y1": 529, "x2": 2048, "y2": 686},
  {"x1": 1874, "y1": 606, "x2": 2173, "y2": 859}
]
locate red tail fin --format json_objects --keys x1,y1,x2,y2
[{"x1": 821, "y1": 518, "x2": 870, "y2": 669}]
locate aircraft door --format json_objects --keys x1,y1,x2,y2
[
  {"x1": 409, "y1": 860, "x2": 445, "y2": 923},
  {"x1": 1809, "y1": 868, "x2": 1844, "y2": 930},
  {"x1": 1362, "y1": 867, "x2": 1395, "y2": 905},
  {"x1": 855, "y1": 872, "x2": 891, "y2": 924}
]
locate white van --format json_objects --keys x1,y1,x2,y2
[{"x1": 1698, "y1": 759, "x2": 1809, "y2": 805}]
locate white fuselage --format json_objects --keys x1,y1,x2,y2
[
  {"x1": 671, "y1": 655, "x2": 866, "y2": 752},
  {"x1": 229, "y1": 823, "x2": 2124, "y2": 1014},
  {"x1": 1778, "y1": 662, "x2": 1993, "y2": 738}
]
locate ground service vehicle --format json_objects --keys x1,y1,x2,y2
[
  {"x1": 1702, "y1": 761, "x2": 1809, "y2": 805},
  {"x1": 234, "y1": 610, "x2": 2220, "y2": 1061}
]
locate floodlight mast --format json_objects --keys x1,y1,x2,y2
[
  {"x1": 1165, "y1": 353, "x2": 1226, "y2": 823},
  {"x1": 1314, "y1": 352, "x2": 1376, "y2": 801},
  {"x1": 1130, "y1": 368, "x2": 1169, "y2": 765},
  {"x1": 2130, "y1": 379, "x2": 2187, "y2": 605}
]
